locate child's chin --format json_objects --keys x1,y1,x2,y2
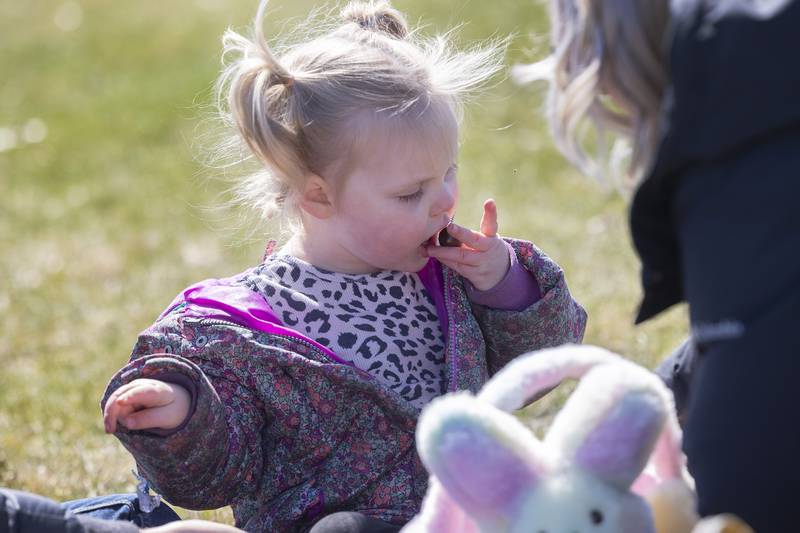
[
  {"x1": 383, "y1": 247, "x2": 431, "y2": 273},
  {"x1": 409, "y1": 250, "x2": 431, "y2": 271}
]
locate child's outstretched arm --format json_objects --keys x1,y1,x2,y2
[
  {"x1": 427, "y1": 200, "x2": 587, "y2": 374},
  {"x1": 100, "y1": 327, "x2": 270, "y2": 511}
]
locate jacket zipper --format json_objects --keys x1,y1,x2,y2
[
  {"x1": 194, "y1": 318, "x2": 428, "y2": 417},
  {"x1": 192, "y1": 317, "x2": 376, "y2": 378},
  {"x1": 443, "y1": 268, "x2": 458, "y2": 392},
  {"x1": 193, "y1": 318, "x2": 355, "y2": 367}
]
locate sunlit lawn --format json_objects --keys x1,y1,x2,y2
[{"x1": 0, "y1": 0, "x2": 687, "y2": 525}]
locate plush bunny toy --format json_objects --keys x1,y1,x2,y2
[{"x1": 402, "y1": 345, "x2": 696, "y2": 533}]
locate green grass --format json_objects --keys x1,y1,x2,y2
[{"x1": 0, "y1": 0, "x2": 687, "y2": 524}]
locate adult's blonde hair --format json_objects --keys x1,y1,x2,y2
[
  {"x1": 214, "y1": 0, "x2": 505, "y2": 225},
  {"x1": 514, "y1": 0, "x2": 671, "y2": 188}
]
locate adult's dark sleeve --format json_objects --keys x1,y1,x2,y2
[{"x1": 654, "y1": 337, "x2": 698, "y2": 427}]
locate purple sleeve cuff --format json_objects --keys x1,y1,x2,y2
[{"x1": 465, "y1": 241, "x2": 542, "y2": 311}]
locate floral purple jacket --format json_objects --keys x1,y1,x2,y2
[{"x1": 101, "y1": 239, "x2": 587, "y2": 532}]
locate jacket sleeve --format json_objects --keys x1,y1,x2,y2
[
  {"x1": 471, "y1": 238, "x2": 587, "y2": 375},
  {"x1": 100, "y1": 318, "x2": 268, "y2": 510}
]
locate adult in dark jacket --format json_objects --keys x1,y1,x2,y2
[
  {"x1": 517, "y1": 0, "x2": 800, "y2": 530},
  {"x1": 632, "y1": 3, "x2": 800, "y2": 529}
]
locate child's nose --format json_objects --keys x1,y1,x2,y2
[{"x1": 430, "y1": 181, "x2": 457, "y2": 217}]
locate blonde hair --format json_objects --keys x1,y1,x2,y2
[
  {"x1": 513, "y1": 0, "x2": 670, "y2": 188},
  {"x1": 214, "y1": 0, "x2": 505, "y2": 226}
]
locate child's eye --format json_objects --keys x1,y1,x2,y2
[{"x1": 398, "y1": 189, "x2": 424, "y2": 202}]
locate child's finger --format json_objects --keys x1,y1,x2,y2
[
  {"x1": 122, "y1": 405, "x2": 178, "y2": 431},
  {"x1": 104, "y1": 383, "x2": 138, "y2": 433},
  {"x1": 425, "y1": 244, "x2": 482, "y2": 266},
  {"x1": 479, "y1": 199, "x2": 498, "y2": 238},
  {"x1": 105, "y1": 380, "x2": 141, "y2": 406},
  {"x1": 104, "y1": 380, "x2": 171, "y2": 433},
  {"x1": 117, "y1": 384, "x2": 174, "y2": 410},
  {"x1": 105, "y1": 399, "x2": 137, "y2": 434},
  {"x1": 442, "y1": 223, "x2": 491, "y2": 252},
  {"x1": 104, "y1": 400, "x2": 120, "y2": 433},
  {"x1": 435, "y1": 257, "x2": 470, "y2": 279},
  {"x1": 435, "y1": 259, "x2": 496, "y2": 289}
]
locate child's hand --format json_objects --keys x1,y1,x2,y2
[
  {"x1": 103, "y1": 378, "x2": 191, "y2": 433},
  {"x1": 426, "y1": 199, "x2": 510, "y2": 291}
]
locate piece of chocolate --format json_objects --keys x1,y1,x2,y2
[{"x1": 438, "y1": 226, "x2": 460, "y2": 247}]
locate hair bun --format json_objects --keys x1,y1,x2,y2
[{"x1": 341, "y1": 1, "x2": 409, "y2": 39}]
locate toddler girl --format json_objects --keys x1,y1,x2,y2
[{"x1": 102, "y1": 2, "x2": 587, "y2": 531}]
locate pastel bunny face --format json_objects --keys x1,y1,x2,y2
[
  {"x1": 409, "y1": 346, "x2": 687, "y2": 533},
  {"x1": 415, "y1": 392, "x2": 655, "y2": 533},
  {"x1": 514, "y1": 472, "x2": 653, "y2": 533}
]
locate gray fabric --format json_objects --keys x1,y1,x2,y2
[
  {"x1": 308, "y1": 512, "x2": 403, "y2": 533},
  {"x1": 654, "y1": 337, "x2": 698, "y2": 426},
  {"x1": 0, "y1": 490, "x2": 139, "y2": 533}
]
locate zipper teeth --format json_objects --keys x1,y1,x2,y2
[
  {"x1": 195, "y1": 318, "x2": 379, "y2": 380},
  {"x1": 190, "y1": 314, "x2": 427, "y2": 410},
  {"x1": 194, "y1": 318, "x2": 337, "y2": 362},
  {"x1": 444, "y1": 269, "x2": 458, "y2": 392}
]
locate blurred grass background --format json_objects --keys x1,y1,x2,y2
[{"x1": 0, "y1": 0, "x2": 687, "y2": 525}]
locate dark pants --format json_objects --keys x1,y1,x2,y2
[
  {"x1": 674, "y1": 134, "x2": 800, "y2": 532},
  {"x1": 307, "y1": 513, "x2": 403, "y2": 533},
  {"x1": 0, "y1": 489, "x2": 403, "y2": 533},
  {"x1": 0, "y1": 490, "x2": 179, "y2": 533}
]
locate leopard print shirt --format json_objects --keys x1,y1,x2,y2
[{"x1": 246, "y1": 254, "x2": 447, "y2": 408}]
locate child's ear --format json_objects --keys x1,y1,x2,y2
[
  {"x1": 298, "y1": 174, "x2": 335, "y2": 219},
  {"x1": 416, "y1": 394, "x2": 549, "y2": 526}
]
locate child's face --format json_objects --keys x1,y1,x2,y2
[{"x1": 328, "y1": 125, "x2": 458, "y2": 273}]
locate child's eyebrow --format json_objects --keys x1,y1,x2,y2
[
  {"x1": 392, "y1": 176, "x2": 434, "y2": 193},
  {"x1": 392, "y1": 164, "x2": 457, "y2": 192}
]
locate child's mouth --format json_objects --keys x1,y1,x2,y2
[
  {"x1": 421, "y1": 217, "x2": 459, "y2": 249},
  {"x1": 437, "y1": 226, "x2": 460, "y2": 247}
]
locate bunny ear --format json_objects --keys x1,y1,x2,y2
[
  {"x1": 416, "y1": 393, "x2": 550, "y2": 525},
  {"x1": 478, "y1": 344, "x2": 621, "y2": 412},
  {"x1": 401, "y1": 479, "x2": 481, "y2": 533},
  {"x1": 632, "y1": 391, "x2": 694, "y2": 497},
  {"x1": 647, "y1": 412, "x2": 686, "y2": 482},
  {"x1": 546, "y1": 364, "x2": 668, "y2": 490}
]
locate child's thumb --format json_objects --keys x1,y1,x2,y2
[{"x1": 480, "y1": 199, "x2": 498, "y2": 237}]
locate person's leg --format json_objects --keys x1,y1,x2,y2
[
  {"x1": 681, "y1": 289, "x2": 800, "y2": 531},
  {"x1": 0, "y1": 489, "x2": 138, "y2": 533},
  {"x1": 62, "y1": 494, "x2": 180, "y2": 528},
  {"x1": 308, "y1": 512, "x2": 403, "y2": 533}
]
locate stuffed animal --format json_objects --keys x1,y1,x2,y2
[{"x1": 402, "y1": 344, "x2": 697, "y2": 533}]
